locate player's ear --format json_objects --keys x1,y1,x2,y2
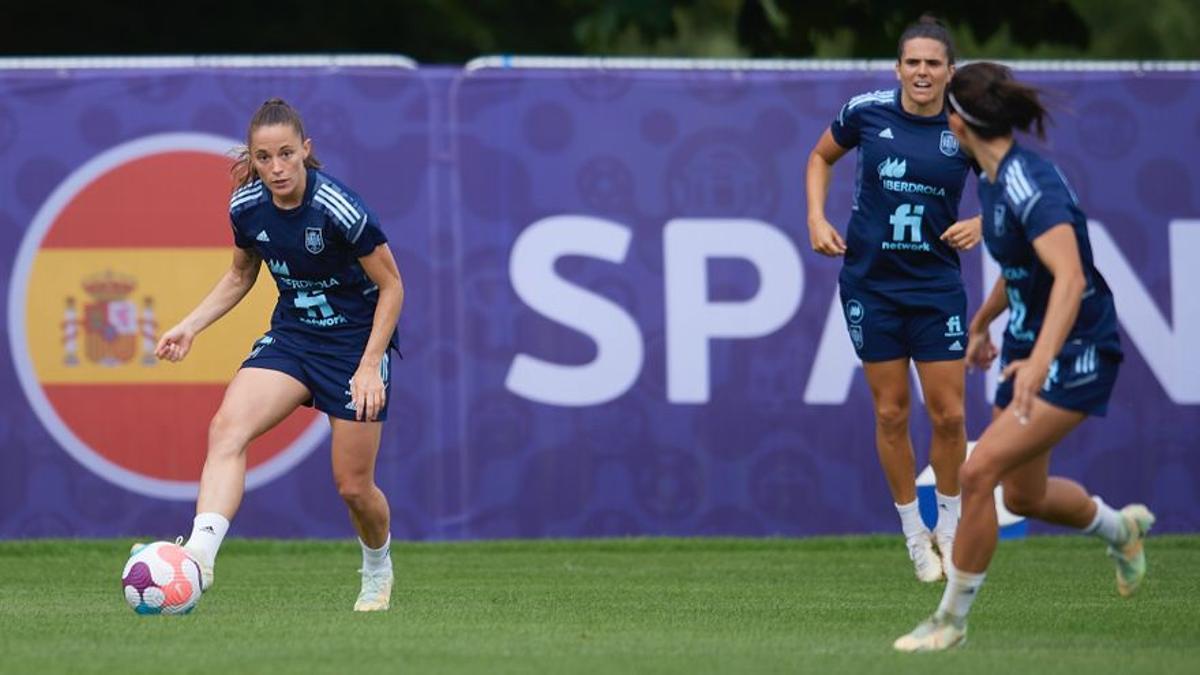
[{"x1": 302, "y1": 137, "x2": 313, "y2": 160}]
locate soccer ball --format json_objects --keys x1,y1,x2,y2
[{"x1": 121, "y1": 541, "x2": 202, "y2": 615}]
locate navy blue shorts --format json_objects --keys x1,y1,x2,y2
[
  {"x1": 240, "y1": 335, "x2": 392, "y2": 421},
  {"x1": 838, "y1": 281, "x2": 968, "y2": 363},
  {"x1": 995, "y1": 343, "x2": 1120, "y2": 417}
]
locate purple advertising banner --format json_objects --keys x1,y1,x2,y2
[{"x1": 1, "y1": 60, "x2": 1197, "y2": 540}]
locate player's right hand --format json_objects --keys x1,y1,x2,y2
[
  {"x1": 155, "y1": 324, "x2": 195, "y2": 363},
  {"x1": 807, "y1": 217, "x2": 847, "y2": 257}
]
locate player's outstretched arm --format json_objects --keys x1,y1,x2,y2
[{"x1": 156, "y1": 247, "x2": 263, "y2": 363}]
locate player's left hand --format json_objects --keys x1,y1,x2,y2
[
  {"x1": 349, "y1": 363, "x2": 386, "y2": 422},
  {"x1": 1000, "y1": 356, "x2": 1049, "y2": 426},
  {"x1": 941, "y1": 217, "x2": 982, "y2": 250}
]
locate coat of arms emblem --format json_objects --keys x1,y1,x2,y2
[{"x1": 63, "y1": 270, "x2": 157, "y2": 367}]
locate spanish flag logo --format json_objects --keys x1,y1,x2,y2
[{"x1": 9, "y1": 133, "x2": 325, "y2": 499}]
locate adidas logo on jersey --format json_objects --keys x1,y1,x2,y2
[
  {"x1": 949, "y1": 340, "x2": 964, "y2": 352},
  {"x1": 878, "y1": 128, "x2": 894, "y2": 139},
  {"x1": 256, "y1": 230, "x2": 270, "y2": 242}
]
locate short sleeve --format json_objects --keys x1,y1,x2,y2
[
  {"x1": 1019, "y1": 192, "x2": 1075, "y2": 242},
  {"x1": 312, "y1": 179, "x2": 388, "y2": 257},
  {"x1": 229, "y1": 213, "x2": 255, "y2": 249},
  {"x1": 1004, "y1": 160, "x2": 1075, "y2": 241},
  {"x1": 229, "y1": 181, "x2": 264, "y2": 249},
  {"x1": 830, "y1": 100, "x2": 862, "y2": 149},
  {"x1": 345, "y1": 209, "x2": 388, "y2": 258}
]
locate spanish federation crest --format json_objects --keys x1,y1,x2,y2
[
  {"x1": 993, "y1": 204, "x2": 1007, "y2": 236},
  {"x1": 304, "y1": 226, "x2": 325, "y2": 254},
  {"x1": 939, "y1": 130, "x2": 959, "y2": 157}
]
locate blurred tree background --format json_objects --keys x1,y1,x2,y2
[{"x1": 2, "y1": 0, "x2": 1197, "y2": 61}]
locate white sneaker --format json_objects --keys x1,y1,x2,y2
[
  {"x1": 354, "y1": 566, "x2": 394, "y2": 612},
  {"x1": 130, "y1": 538, "x2": 214, "y2": 593},
  {"x1": 181, "y1": 545, "x2": 215, "y2": 593},
  {"x1": 907, "y1": 533, "x2": 944, "y2": 583},
  {"x1": 934, "y1": 532, "x2": 954, "y2": 573},
  {"x1": 893, "y1": 613, "x2": 967, "y2": 652}
]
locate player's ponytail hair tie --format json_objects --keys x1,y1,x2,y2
[{"x1": 947, "y1": 91, "x2": 987, "y2": 128}]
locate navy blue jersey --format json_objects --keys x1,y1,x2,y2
[
  {"x1": 230, "y1": 168, "x2": 389, "y2": 355},
  {"x1": 978, "y1": 143, "x2": 1121, "y2": 360},
  {"x1": 830, "y1": 88, "x2": 973, "y2": 291}
]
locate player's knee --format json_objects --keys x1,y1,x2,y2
[
  {"x1": 874, "y1": 403, "x2": 909, "y2": 435},
  {"x1": 927, "y1": 406, "x2": 965, "y2": 438},
  {"x1": 206, "y1": 411, "x2": 251, "y2": 458},
  {"x1": 957, "y1": 459, "x2": 996, "y2": 497},
  {"x1": 335, "y1": 475, "x2": 373, "y2": 507}
]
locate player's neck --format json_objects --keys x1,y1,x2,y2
[
  {"x1": 899, "y1": 90, "x2": 944, "y2": 117},
  {"x1": 974, "y1": 137, "x2": 1015, "y2": 183}
]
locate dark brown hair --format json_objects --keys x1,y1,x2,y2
[
  {"x1": 947, "y1": 62, "x2": 1050, "y2": 139},
  {"x1": 897, "y1": 14, "x2": 955, "y2": 65},
  {"x1": 232, "y1": 98, "x2": 322, "y2": 190}
]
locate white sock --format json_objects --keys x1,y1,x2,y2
[
  {"x1": 937, "y1": 562, "x2": 986, "y2": 622},
  {"x1": 935, "y1": 491, "x2": 961, "y2": 538},
  {"x1": 360, "y1": 534, "x2": 392, "y2": 574},
  {"x1": 896, "y1": 499, "x2": 928, "y2": 540},
  {"x1": 1083, "y1": 496, "x2": 1126, "y2": 545},
  {"x1": 184, "y1": 512, "x2": 229, "y2": 565}
]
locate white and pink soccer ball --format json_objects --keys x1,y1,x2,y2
[{"x1": 121, "y1": 541, "x2": 202, "y2": 615}]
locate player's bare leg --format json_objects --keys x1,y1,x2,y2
[
  {"x1": 1001, "y1": 423, "x2": 1155, "y2": 597},
  {"x1": 330, "y1": 417, "x2": 392, "y2": 611},
  {"x1": 184, "y1": 368, "x2": 311, "y2": 590},
  {"x1": 896, "y1": 398, "x2": 1080, "y2": 652},
  {"x1": 915, "y1": 359, "x2": 966, "y2": 570},
  {"x1": 864, "y1": 359, "x2": 941, "y2": 582}
]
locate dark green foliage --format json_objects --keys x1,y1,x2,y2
[{"x1": 0, "y1": 1, "x2": 1196, "y2": 61}]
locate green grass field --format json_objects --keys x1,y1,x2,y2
[{"x1": 1, "y1": 536, "x2": 1197, "y2": 674}]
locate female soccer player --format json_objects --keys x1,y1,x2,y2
[
  {"x1": 893, "y1": 62, "x2": 1154, "y2": 652},
  {"x1": 155, "y1": 98, "x2": 404, "y2": 612},
  {"x1": 805, "y1": 16, "x2": 980, "y2": 582}
]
